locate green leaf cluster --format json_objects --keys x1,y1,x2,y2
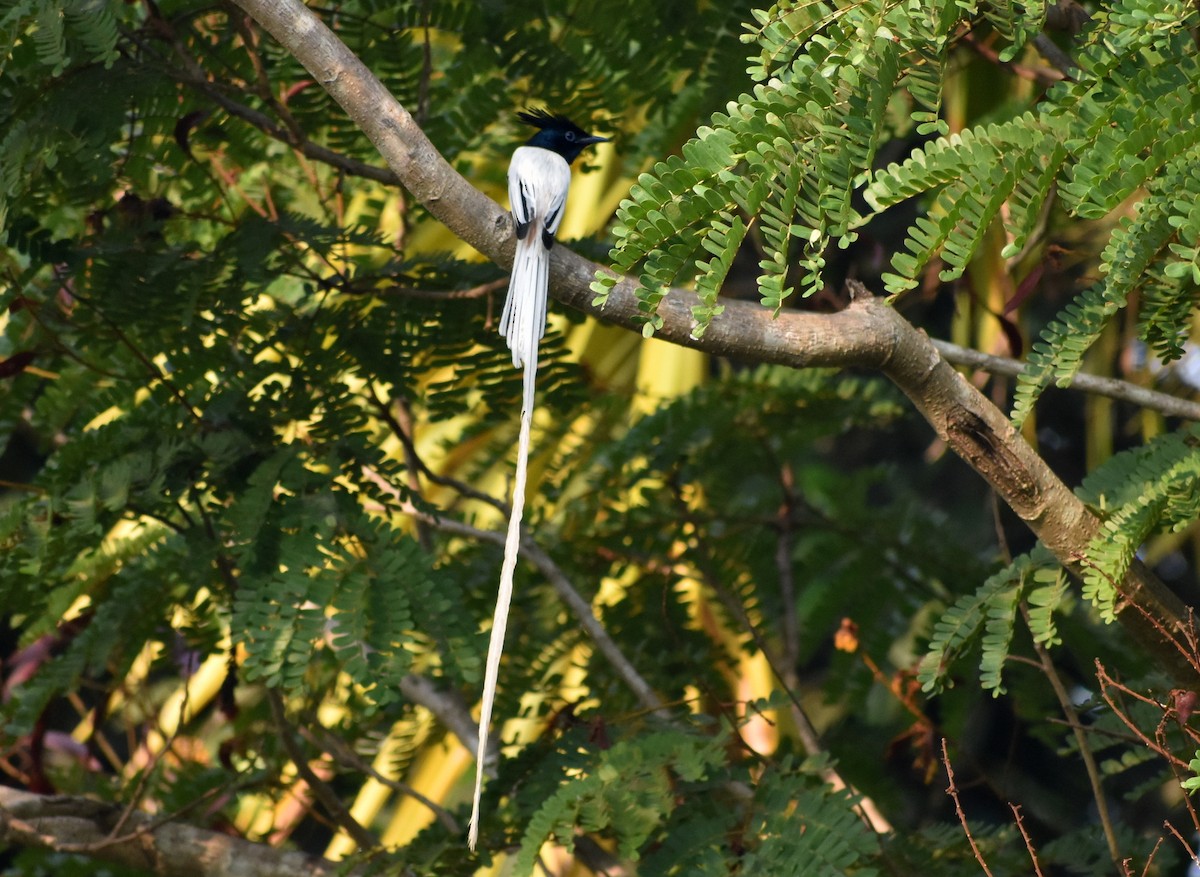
[
  {"x1": 596, "y1": 0, "x2": 1054, "y2": 334},
  {"x1": 919, "y1": 545, "x2": 1069, "y2": 697},
  {"x1": 514, "y1": 729, "x2": 727, "y2": 872},
  {"x1": 1074, "y1": 424, "x2": 1200, "y2": 619}
]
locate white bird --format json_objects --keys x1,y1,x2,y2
[{"x1": 469, "y1": 110, "x2": 607, "y2": 850}]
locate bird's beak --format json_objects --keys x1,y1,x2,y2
[{"x1": 584, "y1": 135, "x2": 610, "y2": 146}]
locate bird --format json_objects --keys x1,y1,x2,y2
[{"x1": 469, "y1": 110, "x2": 608, "y2": 850}]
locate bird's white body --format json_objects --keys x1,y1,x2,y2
[
  {"x1": 499, "y1": 146, "x2": 572, "y2": 375},
  {"x1": 469, "y1": 144, "x2": 573, "y2": 849}
]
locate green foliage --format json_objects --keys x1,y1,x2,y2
[
  {"x1": 1074, "y1": 424, "x2": 1200, "y2": 620},
  {"x1": 866, "y1": 116, "x2": 1068, "y2": 294},
  {"x1": 514, "y1": 730, "x2": 727, "y2": 872},
  {"x1": 740, "y1": 766, "x2": 880, "y2": 876},
  {"x1": 0, "y1": 0, "x2": 123, "y2": 74},
  {"x1": 594, "y1": 0, "x2": 1200, "y2": 430},
  {"x1": 507, "y1": 729, "x2": 883, "y2": 877},
  {"x1": 595, "y1": 0, "x2": 1053, "y2": 331},
  {"x1": 919, "y1": 545, "x2": 1066, "y2": 696}
]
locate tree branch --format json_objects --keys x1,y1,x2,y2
[
  {"x1": 932, "y1": 338, "x2": 1200, "y2": 422},
  {"x1": 266, "y1": 690, "x2": 378, "y2": 852},
  {"x1": 0, "y1": 786, "x2": 346, "y2": 877},
  {"x1": 228, "y1": 0, "x2": 1198, "y2": 682},
  {"x1": 392, "y1": 494, "x2": 669, "y2": 718}
]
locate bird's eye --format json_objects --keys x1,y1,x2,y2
[{"x1": 565, "y1": 131, "x2": 576, "y2": 141}]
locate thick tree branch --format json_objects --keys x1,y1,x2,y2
[
  {"x1": 229, "y1": 0, "x2": 1198, "y2": 680},
  {"x1": 0, "y1": 787, "x2": 346, "y2": 877}
]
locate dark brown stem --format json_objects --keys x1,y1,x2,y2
[
  {"x1": 942, "y1": 738, "x2": 995, "y2": 877},
  {"x1": 1008, "y1": 804, "x2": 1046, "y2": 877},
  {"x1": 1022, "y1": 603, "x2": 1120, "y2": 866},
  {"x1": 266, "y1": 690, "x2": 377, "y2": 851}
]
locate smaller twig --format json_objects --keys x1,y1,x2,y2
[
  {"x1": 1032, "y1": 33, "x2": 1078, "y2": 79},
  {"x1": 1044, "y1": 716, "x2": 1144, "y2": 746},
  {"x1": 1023, "y1": 604, "x2": 1121, "y2": 866},
  {"x1": 416, "y1": 1, "x2": 432, "y2": 124},
  {"x1": 774, "y1": 461, "x2": 800, "y2": 671},
  {"x1": 1095, "y1": 661, "x2": 1190, "y2": 769},
  {"x1": 69, "y1": 292, "x2": 204, "y2": 423},
  {"x1": 363, "y1": 391, "x2": 508, "y2": 515},
  {"x1": 385, "y1": 488, "x2": 667, "y2": 717},
  {"x1": 267, "y1": 690, "x2": 377, "y2": 851},
  {"x1": 1165, "y1": 820, "x2": 1199, "y2": 869},
  {"x1": 932, "y1": 338, "x2": 1200, "y2": 422},
  {"x1": 170, "y1": 61, "x2": 399, "y2": 185},
  {"x1": 942, "y1": 738, "x2": 995, "y2": 877},
  {"x1": 1008, "y1": 804, "x2": 1046, "y2": 877},
  {"x1": 962, "y1": 32, "x2": 1066, "y2": 84},
  {"x1": 1139, "y1": 836, "x2": 1164, "y2": 877},
  {"x1": 387, "y1": 392, "x2": 432, "y2": 551},
  {"x1": 303, "y1": 722, "x2": 460, "y2": 833},
  {"x1": 397, "y1": 674, "x2": 486, "y2": 768},
  {"x1": 0, "y1": 479, "x2": 43, "y2": 494},
  {"x1": 369, "y1": 278, "x2": 506, "y2": 301}
]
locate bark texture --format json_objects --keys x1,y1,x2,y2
[{"x1": 0, "y1": 787, "x2": 347, "y2": 877}]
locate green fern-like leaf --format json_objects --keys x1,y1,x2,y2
[
  {"x1": 1012, "y1": 151, "x2": 1199, "y2": 426},
  {"x1": 1026, "y1": 566, "x2": 1070, "y2": 648},
  {"x1": 979, "y1": 579, "x2": 1021, "y2": 695},
  {"x1": 919, "y1": 545, "x2": 1061, "y2": 694},
  {"x1": 868, "y1": 116, "x2": 1068, "y2": 295},
  {"x1": 1074, "y1": 425, "x2": 1200, "y2": 620},
  {"x1": 514, "y1": 730, "x2": 728, "y2": 873}
]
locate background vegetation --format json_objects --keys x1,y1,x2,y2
[{"x1": 2, "y1": 0, "x2": 1200, "y2": 874}]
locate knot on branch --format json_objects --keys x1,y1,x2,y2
[{"x1": 944, "y1": 408, "x2": 1039, "y2": 507}]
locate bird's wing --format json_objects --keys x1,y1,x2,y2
[{"x1": 508, "y1": 160, "x2": 534, "y2": 240}]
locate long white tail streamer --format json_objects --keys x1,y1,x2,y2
[{"x1": 468, "y1": 204, "x2": 548, "y2": 849}]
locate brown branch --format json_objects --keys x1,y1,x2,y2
[
  {"x1": 303, "y1": 723, "x2": 461, "y2": 834},
  {"x1": 228, "y1": 0, "x2": 1199, "y2": 684},
  {"x1": 1008, "y1": 804, "x2": 1046, "y2": 877},
  {"x1": 1165, "y1": 820, "x2": 1199, "y2": 865},
  {"x1": 942, "y1": 738, "x2": 995, "y2": 877},
  {"x1": 266, "y1": 690, "x2": 378, "y2": 852},
  {"x1": 1022, "y1": 604, "x2": 1120, "y2": 866},
  {"x1": 0, "y1": 786, "x2": 346, "y2": 877},
  {"x1": 932, "y1": 338, "x2": 1200, "y2": 422}
]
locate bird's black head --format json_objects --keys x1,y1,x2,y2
[{"x1": 517, "y1": 109, "x2": 608, "y2": 164}]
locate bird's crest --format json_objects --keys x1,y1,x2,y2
[{"x1": 516, "y1": 108, "x2": 575, "y2": 130}]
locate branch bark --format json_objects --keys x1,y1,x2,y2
[
  {"x1": 0, "y1": 787, "x2": 348, "y2": 877},
  {"x1": 227, "y1": 0, "x2": 1198, "y2": 682}
]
